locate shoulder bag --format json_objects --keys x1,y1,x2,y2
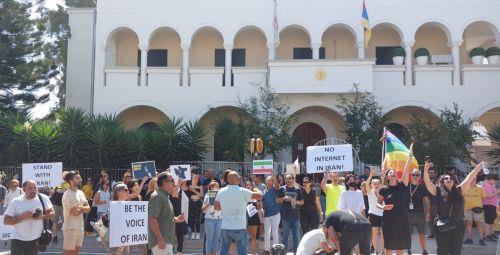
[
  {"x1": 436, "y1": 202, "x2": 456, "y2": 232},
  {"x1": 37, "y1": 194, "x2": 53, "y2": 246}
]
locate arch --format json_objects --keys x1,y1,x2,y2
[
  {"x1": 474, "y1": 101, "x2": 500, "y2": 119},
  {"x1": 233, "y1": 25, "x2": 269, "y2": 66},
  {"x1": 231, "y1": 23, "x2": 270, "y2": 44},
  {"x1": 292, "y1": 122, "x2": 327, "y2": 162},
  {"x1": 383, "y1": 101, "x2": 440, "y2": 117},
  {"x1": 193, "y1": 100, "x2": 241, "y2": 120},
  {"x1": 279, "y1": 22, "x2": 313, "y2": 42},
  {"x1": 117, "y1": 105, "x2": 169, "y2": 130},
  {"x1": 320, "y1": 21, "x2": 360, "y2": 43},
  {"x1": 459, "y1": 19, "x2": 500, "y2": 42},
  {"x1": 104, "y1": 25, "x2": 142, "y2": 47},
  {"x1": 288, "y1": 100, "x2": 344, "y2": 119},
  {"x1": 289, "y1": 105, "x2": 346, "y2": 140},
  {"x1": 113, "y1": 100, "x2": 172, "y2": 118},
  {"x1": 104, "y1": 27, "x2": 140, "y2": 67},
  {"x1": 321, "y1": 22, "x2": 358, "y2": 59},
  {"x1": 146, "y1": 24, "x2": 182, "y2": 46},
  {"x1": 412, "y1": 20, "x2": 453, "y2": 42},
  {"x1": 188, "y1": 24, "x2": 226, "y2": 45},
  {"x1": 371, "y1": 21, "x2": 405, "y2": 42}
]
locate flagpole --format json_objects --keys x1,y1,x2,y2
[{"x1": 380, "y1": 127, "x2": 386, "y2": 175}]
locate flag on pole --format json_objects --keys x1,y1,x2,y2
[
  {"x1": 293, "y1": 157, "x2": 300, "y2": 173},
  {"x1": 253, "y1": 159, "x2": 273, "y2": 175},
  {"x1": 361, "y1": 0, "x2": 371, "y2": 47},
  {"x1": 383, "y1": 130, "x2": 419, "y2": 177},
  {"x1": 273, "y1": 0, "x2": 279, "y2": 45}
]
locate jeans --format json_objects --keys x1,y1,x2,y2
[
  {"x1": 320, "y1": 195, "x2": 326, "y2": 216},
  {"x1": 220, "y1": 229, "x2": 248, "y2": 255},
  {"x1": 264, "y1": 213, "x2": 281, "y2": 251},
  {"x1": 204, "y1": 218, "x2": 222, "y2": 253},
  {"x1": 281, "y1": 219, "x2": 300, "y2": 252}
]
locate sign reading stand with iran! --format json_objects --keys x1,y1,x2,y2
[
  {"x1": 109, "y1": 201, "x2": 148, "y2": 248},
  {"x1": 306, "y1": 144, "x2": 353, "y2": 173},
  {"x1": 253, "y1": 159, "x2": 273, "y2": 175},
  {"x1": 22, "y1": 162, "x2": 63, "y2": 187}
]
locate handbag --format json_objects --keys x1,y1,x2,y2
[
  {"x1": 436, "y1": 203, "x2": 456, "y2": 232},
  {"x1": 37, "y1": 194, "x2": 53, "y2": 246},
  {"x1": 91, "y1": 215, "x2": 108, "y2": 238},
  {"x1": 471, "y1": 207, "x2": 484, "y2": 214}
]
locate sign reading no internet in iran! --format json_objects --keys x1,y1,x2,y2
[{"x1": 306, "y1": 144, "x2": 354, "y2": 173}]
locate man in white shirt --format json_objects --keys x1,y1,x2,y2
[
  {"x1": 4, "y1": 180, "x2": 54, "y2": 255},
  {"x1": 338, "y1": 175, "x2": 365, "y2": 215},
  {"x1": 296, "y1": 226, "x2": 337, "y2": 255},
  {"x1": 62, "y1": 171, "x2": 91, "y2": 255},
  {"x1": 4, "y1": 179, "x2": 24, "y2": 212}
]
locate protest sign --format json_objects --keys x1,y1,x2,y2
[
  {"x1": 170, "y1": 165, "x2": 191, "y2": 181},
  {"x1": 253, "y1": 160, "x2": 273, "y2": 175},
  {"x1": 109, "y1": 201, "x2": 148, "y2": 248},
  {"x1": 22, "y1": 162, "x2": 62, "y2": 187},
  {"x1": 208, "y1": 190, "x2": 218, "y2": 206},
  {"x1": 306, "y1": 144, "x2": 353, "y2": 173},
  {"x1": 131, "y1": 161, "x2": 156, "y2": 179},
  {"x1": 181, "y1": 190, "x2": 189, "y2": 224},
  {"x1": 0, "y1": 216, "x2": 13, "y2": 240}
]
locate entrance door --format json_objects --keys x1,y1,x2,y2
[{"x1": 292, "y1": 122, "x2": 327, "y2": 163}]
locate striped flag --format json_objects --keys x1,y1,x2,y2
[
  {"x1": 361, "y1": 0, "x2": 371, "y2": 47},
  {"x1": 273, "y1": 0, "x2": 279, "y2": 45},
  {"x1": 383, "y1": 130, "x2": 419, "y2": 178},
  {"x1": 253, "y1": 159, "x2": 273, "y2": 175}
]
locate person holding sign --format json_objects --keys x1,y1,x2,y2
[
  {"x1": 202, "y1": 181, "x2": 222, "y2": 255},
  {"x1": 148, "y1": 172, "x2": 185, "y2": 255},
  {"x1": 244, "y1": 181, "x2": 263, "y2": 255},
  {"x1": 4, "y1": 180, "x2": 55, "y2": 255},
  {"x1": 277, "y1": 173, "x2": 304, "y2": 253},
  {"x1": 321, "y1": 172, "x2": 345, "y2": 216},
  {"x1": 62, "y1": 171, "x2": 91, "y2": 255}
]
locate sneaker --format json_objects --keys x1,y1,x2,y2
[
  {"x1": 190, "y1": 232, "x2": 195, "y2": 240},
  {"x1": 479, "y1": 239, "x2": 487, "y2": 246},
  {"x1": 263, "y1": 251, "x2": 271, "y2": 255},
  {"x1": 463, "y1": 238, "x2": 473, "y2": 244},
  {"x1": 195, "y1": 232, "x2": 200, "y2": 240},
  {"x1": 407, "y1": 250, "x2": 412, "y2": 255},
  {"x1": 52, "y1": 236, "x2": 58, "y2": 243}
]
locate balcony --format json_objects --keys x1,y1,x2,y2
[
  {"x1": 189, "y1": 67, "x2": 224, "y2": 88},
  {"x1": 104, "y1": 67, "x2": 139, "y2": 89},
  {"x1": 462, "y1": 65, "x2": 500, "y2": 88},
  {"x1": 146, "y1": 67, "x2": 181, "y2": 88},
  {"x1": 233, "y1": 67, "x2": 267, "y2": 87},
  {"x1": 414, "y1": 65, "x2": 454, "y2": 88},
  {"x1": 268, "y1": 59, "x2": 375, "y2": 94}
]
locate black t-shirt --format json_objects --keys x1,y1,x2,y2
[
  {"x1": 277, "y1": 186, "x2": 304, "y2": 220},
  {"x1": 379, "y1": 183, "x2": 409, "y2": 218},
  {"x1": 325, "y1": 210, "x2": 363, "y2": 233},
  {"x1": 301, "y1": 188, "x2": 317, "y2": 214},
  {"x1": 435, "y1": 187, "x2": 464, "y2": 224},
  {"x1": 50, "y1": 186, "x2": 64, "y2": 206},
  {"x1": 407, "y1": 183, "x2": 427, "y2": 212}
]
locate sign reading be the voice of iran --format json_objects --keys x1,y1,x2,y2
[
  {"x1": 22, "y1": 162, "x2": 63, "y2": 187},
  {"x1": 109, "y1": 201, "x2": 148, "y2": 248},
  {"x1": 306, "y1": 144, "x2": 353, "y2": 173}
]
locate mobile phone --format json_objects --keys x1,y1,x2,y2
[{"x1": 425, "y1": 156, "x2": 432, "y2": 162}]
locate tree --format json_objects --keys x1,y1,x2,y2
[
  {"x1": 337, "y1": 84, "x2": 389, "y2": 164},
  {"x1": 485, "y1": 124, "x2": 500, "y2": 165},
  {"x1": 407, "y1": 103, "x2": 477, "y2": 165},
  {"x1": 214, "y1": 118, "x2": 247, "y2": 162},
  {"x1": 240, "y1": 84, "x2": 295, "y2": 160},
  {"x1": 55, "y1": 107, "x2": 88, "y2": 168},
  {"x1": 0, "y1": 0, "x2": 58, "y2": 114}
]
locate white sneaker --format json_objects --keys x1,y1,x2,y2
[
  {"x1": 190, "y1": 232, "x2": 195, "y2": 240},
  {"x1": 195, "y1": 233, "x2": 200, "y2": 240}
]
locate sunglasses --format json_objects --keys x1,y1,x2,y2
[
  {"x1": 165, "y1": 179, "x2": 174, "y2": 183},
  {"x1": 285, "y1": 177, "x2": 293, "y2": 180},
  {"x1": 303, "y1": 181, "x2": 310, "y2": 184},
  {"x1": 442, "y1": 176, "x2": 453, "y2": 181}
]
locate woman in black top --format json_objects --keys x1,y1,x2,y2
[
  {"x1": 171, "y1": 180, "x2": 188, "y2": 255},
  {"x1": 423, "y1": 160, "x2": 482, "y2": 255},
  {"x1": 300, "y1": 176, "x2": 322, "y2": 234},
  {"x1": 187, "y1": 174, "x2": 203, "y2": 240},
  {"x1": 377, "y1": 150, "x2": 412, "y2": 255}
]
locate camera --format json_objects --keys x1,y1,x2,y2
[{"x1": 32, "y1": 208, "x2": 42, "y2": 218}]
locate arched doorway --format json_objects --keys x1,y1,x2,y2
[{"x1": 292, "y1": 122, "x2": 326, "y2": 162}]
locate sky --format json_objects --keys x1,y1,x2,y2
[{"x1": 29, "y1": 0, "x2": 66, "y2": 119}]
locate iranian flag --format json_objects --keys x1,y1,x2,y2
[{"x1": 253, "y1": 159, "x2": 273, "y2": 175}]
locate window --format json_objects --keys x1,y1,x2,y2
[
  {"x1": 375, "y1": 46, "x2": 400, "y2": 65},
  {"x1": 214, "y1": 49, "x2": 246, "y2": 67},
  {"x1": 137, "y1": 49, "x2": 168, "y2": 67},
  {"x1": 293, "y1": 48, "x2": 325, "y2": 59}
]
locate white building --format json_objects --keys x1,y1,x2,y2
[{"x1": 66, "y1": 0, "x2": 500, "y2": 164}]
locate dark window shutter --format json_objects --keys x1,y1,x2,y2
[
  {"x1": 215, "y1": 49, "x2": 225, "y2": 67},
  {"x1": 376, "y1": 46, "x2": 400, "y2": 65},
  {"x1": 293, "y1": 48, "x2": 313, "y2": 59},
  {"x1": 232, "y1": 49, "x2": 246, "y2": 67},
  {"x1": 319, "y1": 47, "x2": 326, "y2": 59},
  {"x1": 147, "y1": 49, "x2": 168, "y2": 67},
  {"x1": 137, "y1": 49, "x2": 141, "y2": 67}
]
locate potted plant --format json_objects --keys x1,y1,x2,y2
[
  {"x1": 390, "y1": 47, "x2": 405, "y2": 65},
  {"x1": 414, "y1": 48, "x2": 430, "y2": 65},
  {"x1": 469, "y1": 47, "x2": 486, "y2": 64},
  {"x1": 486, "y1": 47, "x2": 500, "y2": 64}
]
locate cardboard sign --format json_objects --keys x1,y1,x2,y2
[
  {"x1": 253, "y1": 160, "x2": 273, "y2": 175},
  {"x1": 22, "y1": 162, "x2": 63, "y2": 187},
  {"x1": 109, "y1": 201, "x2": 148, "y2": 248},
  {"x1": 131, "y1": 161, "x2": 156, "y2": 179},
  {"x1": 0, "y1": 216, "x2": 13, "y2": 240},
  {"x1": 170, "y1": 165, "x2": 191, "y2": 181},
  {"x1": 208, "y1": 190, "x2": 218, "y2": 206},
  {"x1": 306, "y1": 144, "x2": 354, "y2": 173},
  {"x1": 181, "y1": 190, "x2": 189, "y2": 224}
]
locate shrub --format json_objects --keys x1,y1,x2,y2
[
  {"x1": 390, "y1": 47, "x2": 406, "y2": 57},
  {"x1": 486, "y1": 47, "x2": 500, "y2": 57},
  {"x1": 469, "y1": 47, "x2": 486, "y2": 58},
  {"x1": 414, "y1": 48, "x2": 430, "y2": 58}
]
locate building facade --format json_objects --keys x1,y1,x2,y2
[{"x1": 66, "y1": 0, "x2": 500, "y2": 164}]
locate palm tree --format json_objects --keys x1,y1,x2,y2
[
  {"x1": 32, "y1": 121, "x2": 60, "y2": 162},
  {"x1": 150, "y1": 118, "x2": 185, "y2": 168},
  {"x1": 8, "y1": 122, "x2": 34, "y2": 163},
  {"x1": 56, "y1": 107, "x2": 89, "y2": 168},
  {"x1": 124, "y1": 128, "x2": 153, "y2": 163},
  {"x1": 84, "y1": 114, "x2": 123, "y2": 170},
  {"x1": 179, "y1": 120, "x2": 209, "y2": 161},
  {"x1": 486, "y1": 124, "x2": 500, "y2": 165},
  {"x1": 0, "y1": 111, "x2": 29, "y2": 163}
]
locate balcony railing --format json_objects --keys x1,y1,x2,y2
[
  {"x1": 104, "y1": 67, "x2": 139, "y2": 88},
  {"x1": 146, "y1": 67, "x2": 181, "y2": 88}
]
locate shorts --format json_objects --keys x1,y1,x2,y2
[
  {"x1": 464, "y1": 209, "x2": 485, "y2": 223},
  {"x1": 63, "y1": 229, "x2": 84, "y2": 250},
  {"x1": 408, "y1": 212, "x2": 426, "y2": 234},
  {"x1": 369, "y1": 213, "x2": 383, "y2": 227},
  {"x1": 484, "y1": 205, "x2": 497, "y2": 225}
]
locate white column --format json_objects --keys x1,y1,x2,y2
[
  {"x1": 224, "y1": 43, "x2": 233, "y2": 87},
  {"x1": 139, "y1": 45, "x2": 148, "y2": 86},
  {"x1": 311, "y1": 43, "x2": 322, "y2": 60},
  {"x1": 267, "y1": 42, "x2": 277, "y2": 61},
  {"x1": 181, "y1": 44, "x2": 190, "y2": 86},
  {"x1": 449, "y1": 40, "x2": 462, "y2": 86},
  {"x1": 356, "y1": 41, "x2": 365, "y2": 59},
  {"x1": 404, "y1": 41, "x2": 414, "y2": 86},
  {"x1": 97, "y1": 45, "x2": 106, "y2": 86}
]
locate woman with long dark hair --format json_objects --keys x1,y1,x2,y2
[
  {"x1": 187, "y1": 174, "x2": 203, "y2": 240},
  {"x1": 170, "y1": 179, "x2": 188, "y2": 255},
  {"x1": 300, "y1": 176, "x2": 322, "y2": 234},
  {"x1": 423, "y1": 160, "x2": 483, "y2": 254},
  {"x1": 377, "y1": 151, "x2": 412, "y2": 255}
]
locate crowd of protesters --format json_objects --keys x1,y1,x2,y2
[{"x1": 0, "y1": 153, "x2": 498, "y2": 255}]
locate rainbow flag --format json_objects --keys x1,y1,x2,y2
[
  {"x1": 383, "y1": 130, "x2": 419, "y2": 177},
  {"x1": 361, "y1": 0, "x2": 371, "y2": 47}
]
